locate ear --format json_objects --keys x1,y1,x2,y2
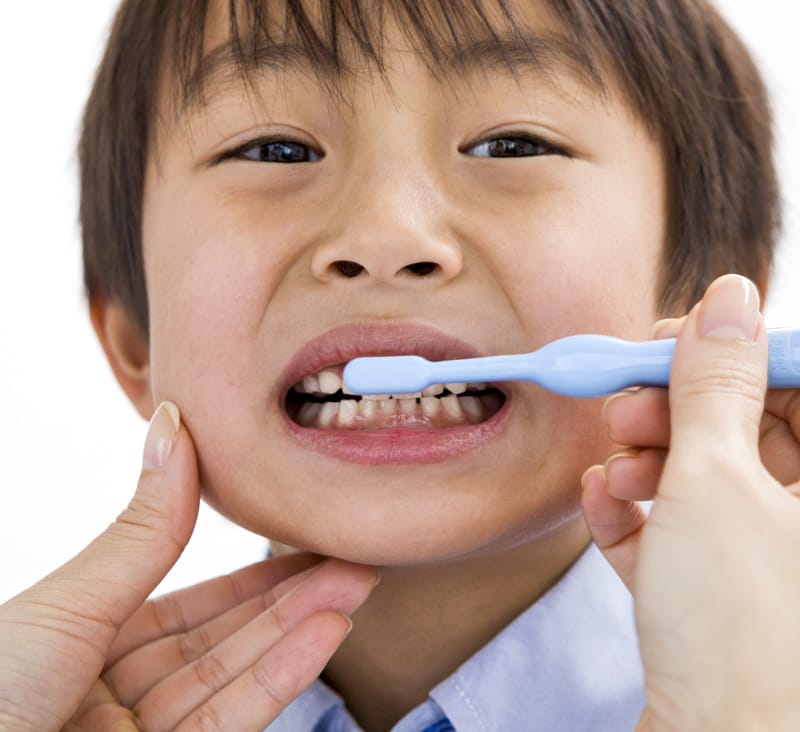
[{"x1": 90, "y1": 291, "x2": 153, "y2": 420}]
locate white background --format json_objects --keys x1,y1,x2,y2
[{"x1": 1, "y1": 1, "x2": 798, "y2": 604}]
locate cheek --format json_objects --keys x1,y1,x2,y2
[
  {"x1": 143, "y1": 180, "x2": 307, "y2": 392},
  {"x1": 142, "y1": 190, "x2": 301, "y2": 482},
  {"x1": 478, "y1": 172, "x2": 663, "y2": 340}
]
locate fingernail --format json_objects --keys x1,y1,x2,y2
[
  {"x1": 143, "y1": 401, "x2": 181, "y2": 471},
  {"x1": 698, "y1": 275, "x2": 760, "y2": 342},
  {"x1": 603, "y1": 448, "x2": 639, "y2": 480},
  {"x1": 601, "y1": 389, "x2": 637, "y2": 423},
  {"x1": 649, "y1": 318, "x2": 672, "y2": 339}
]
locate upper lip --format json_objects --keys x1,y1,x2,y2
[{"x1": 279, "y1": 321, "x2": 492, "y2": 397}]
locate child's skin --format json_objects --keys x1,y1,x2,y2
[
  {"x1": 2, "y1": 0, "x2": 800, "y2": 730},
  {"x1": 117, "y1": 1, "x2": 662, "y2": 724}
]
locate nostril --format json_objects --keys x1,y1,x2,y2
[
  {"x1": 333, "y1": 260, "x2": 365, "y2": 278},
  {"x1": 403, "y1": 261, "x2": 438, "y2": 277}
]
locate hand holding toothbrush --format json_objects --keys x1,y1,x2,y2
[{"x1": 581, "y1": 275, "x2": 800, "y2": 732}]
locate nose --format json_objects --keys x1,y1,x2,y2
[{"x1": 310, "y1": 165, "x2": 463, "y2": 286}]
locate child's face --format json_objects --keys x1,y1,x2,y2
[{"x1": 140, "y1": 0, "x2": 664, "y2": 564}]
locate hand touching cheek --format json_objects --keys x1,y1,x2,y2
[{"x1": 0, "y1": 403, "x2": 378, "y2": 732}]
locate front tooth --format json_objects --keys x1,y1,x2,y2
[
  {"x1": 302, "y1": 375, "x2": 320, "y2": 394},
  {"x1": 399, "y1": 398, "x2": 417, "y2": 414},
  {"x1": 337, "y1": 399, "x2": 358, "y2": 426},
  {"x1": 379, "y1": 399, "x2": 396, "y2": 415},
  {"x1": 318, "y1": 402, "x2": 339, "y2": 428},
  {"x1": 422, "y1": 384, "x2": 444, "y2": 396},
  {"x1": 359, "y1": 399, "x2": 376, "y2": 418},
  {"x1": 460, "y1": 395, "x2": 484, "y2": 421},
  {"x1": 317, "y1": 369, "x2": 342, "y2": 394},
  {"x1": 441, "y1": 394, "x2": 463, "y2": 419},
  {"x1": 421, "y1": 396, "x2": 441, "y2": 417},
  {"x1": 363, "y1": 393, "x2": 390, "y2": 401},
  {"x1": 446, "y1": 383, "x2": 467, "y2": 394}
]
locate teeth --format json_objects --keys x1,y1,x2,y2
[
  {"x1": 467, "y1": 382, "x2": 486, "y2": 391},
  {"x1": 317, "y1": 369, "x2": 342, "y2": 394},
  {"x1": 445, "y1": 382, "x2": 467, "y2": 395},
  {"x1": 337, "y1": 399, "x2": 358, "y2": 426},
  {"x1": 296, "y1": 391, "x2": 500, "y2": 429},
  {"x1": 296, "y1": 402, "x2": 322, "y2": 426},
  {"x1": 441, "y1": 394, "x2": 463, "y2": 419},
  {"x1": 302, "y1": 375, "x2": 320, "y2": 394},
  {"x1": 363, "y1": 393, "x2": 390, "y2": 401},
  {"x1": 460, "y1": 396, "x2": 484, "y2": 421},
  {"x1": 318, "y1": 402, "x2": 339, "y2": 428},
  {"x1": 399, "y1": 398, "x2": 417, "y2": 414},
  {"x1": 422, "y1": 384, "x2": 444, "y2": 396}
]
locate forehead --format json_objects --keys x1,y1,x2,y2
[{"x1": 165, "y1": 0, "x2": 608, "y2": 124}]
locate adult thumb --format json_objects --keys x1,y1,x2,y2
[
  {"x1": 23, "y1": 401, "x2": 199, "y2": 637},
  {"x1": 0, "y1": 402, "x2": 198, "y2": 731},
  {"x1": 668, "y1": 274, "x2": 767, "y2": 458}
]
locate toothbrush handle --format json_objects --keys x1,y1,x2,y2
[
  {"x1": 614, "y1": 328, "x2": 800, "y2": 390},
  {"x1": 766, "y1": 328, "x2": 800, "y2": 387},
  {"x1": 531, "y1": 328, "x2": 800, "y2": 397},
  {"x1": 533, "y1": 335, "x2": 674, "y2": 396}
]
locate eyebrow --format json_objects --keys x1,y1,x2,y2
[{"x1": 176, "y1": 29, "x2": 604, "y2": 121}]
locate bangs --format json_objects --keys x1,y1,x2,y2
[{"x1": 165, "y1": 0, "x2": 605, "y2": 115}]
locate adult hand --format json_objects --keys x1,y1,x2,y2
[
  {"x1": 0, "y1": 402, "x2": 378, "y2": 731},
  {"x1": 581, "y1": 274, "x2": 800, "y2": 731}
]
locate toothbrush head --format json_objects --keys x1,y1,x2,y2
[{"x1": 343, "y1": 355, "x2": 431, "y2": 395}]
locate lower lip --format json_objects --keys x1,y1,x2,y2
[{"x1": 281, "y1": 397, "x2": 512, "y2": 464}]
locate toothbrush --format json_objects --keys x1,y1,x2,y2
[{"x1": 342, "y1": 328, "x2": 800, "y2": 399}]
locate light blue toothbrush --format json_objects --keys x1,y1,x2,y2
[{"x1": 343, "y1": 328, "x2": 800, "y2": 398}]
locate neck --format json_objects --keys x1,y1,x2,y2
[{"x1": 322, "y1": 518, "x2": 591, "y2": 732}]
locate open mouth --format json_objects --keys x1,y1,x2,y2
[{"x1": 285, "y1": 363, "x2": 506, "y2": 430}]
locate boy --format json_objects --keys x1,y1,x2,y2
[{"x1": 73, "y1": 0, "x2": 778, "y2": 729}]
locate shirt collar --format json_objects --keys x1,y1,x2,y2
[
  {"x1": 266, "y1": 542, "x2": 644, "y2": 731},
  {"x1": 427, "y1": 542, "x2": 645, "y2": 731}
]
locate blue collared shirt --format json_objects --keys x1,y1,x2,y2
[{"x1": 266, "y1": 543, "x2": 645, "y2": 731}]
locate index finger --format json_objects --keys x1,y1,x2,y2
[{"x1": 107, "y1": 552, "x2": 322, "y2": 665}]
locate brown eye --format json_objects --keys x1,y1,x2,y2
[
  {"x1": 467, "y1": 135, "x2": 564, "y2": 159},
  {"x1": 222, "y1": 138, "x2": 323, "y2": 164}
]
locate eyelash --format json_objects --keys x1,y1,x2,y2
[
  {"x1": 465, "y1": 131, "x2": 569, "y2": 159},
  {"x1": 216, "y1": 131, "x2": 568, "y2": 164},
  {"x1": 216, "y1": 137, "x2": 323, "y2": 165}
]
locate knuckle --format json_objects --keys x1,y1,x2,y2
[
  {"x1": 150, "y1": 591, "x2": 188, "y2": 636},
  {"x1": 674, "y1": 360, "x2": 765, "y2": 431},
  {"x1": 116, "y1": 492, "x2": 169, "y2": 534},
  {"x1": 268, "y1": 599, "x2": 293, "y2": 636},
  {"x1": 193, "y1": 650, "x2": 231, "y2": 694},
  {"x1": 678, "y1": 355, "x2": 763, "y2": 402},
  {"x1": 192, "y1": 704, "x2": 227, "y2": 732},
  {"x1": 177, "y1": 624, "x2": 213, "y2": 663},
  {"x1": 251, "y1": 657, "x2": 294, "y2": 708},
  {"x1": 107, "y1": 498, "x2": 183, "y2": 561}
]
